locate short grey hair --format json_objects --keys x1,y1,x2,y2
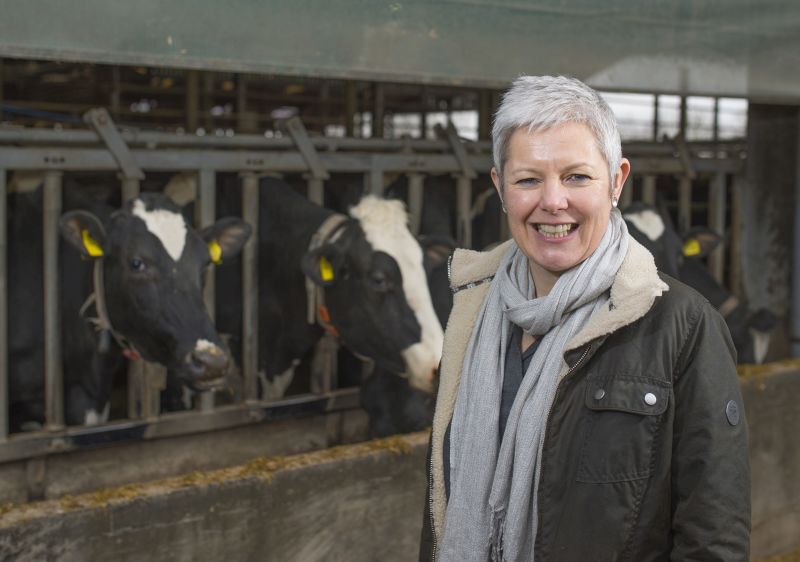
[{"x1": 492, "y1": 75, "x2": 622, "y2": 191}]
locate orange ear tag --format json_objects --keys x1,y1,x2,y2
[
  {"x1": 81, "y1": 229, "x2": 104, "y2": 257},
  {"x1": 319, "y1": 256, "x2": 334, "y2": 282},
  {"x1": 683, "y1": 239, "x2": 701, "y2": 257}
]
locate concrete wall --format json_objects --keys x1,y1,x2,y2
[
  {"x1": 0, "y1": 433, "x2": 429, "y2": 562},
  {"x1": 1, "y1": 366, "x2": 800, "y2": 561}
]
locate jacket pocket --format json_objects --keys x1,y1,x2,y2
[{"x1": 576, "y1": 375, "x2": 670, "y2": 483}]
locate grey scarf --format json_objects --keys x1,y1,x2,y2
[{"x1": 440, "y1": 210, "x2": 629, "y2": 561}]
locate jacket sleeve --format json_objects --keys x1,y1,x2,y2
[{"x1": 670, "y1": 304, "x2": 750, "y2": 561}]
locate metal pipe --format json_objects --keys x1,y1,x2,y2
[
  {"x1": 708, "y1": 172, "x2": 727, "y2": 284},
  {"x1": 241, "y1": 173, "x2": 259, "y2": 401},
  {"x1": 196, "y1": 169, "x2": 216, "y2": 413},
  {"x1": 345, "y1": 82, "x2": 357, "y2": 138},
  {"x1": 407, "y1": 173, "x2": 424, "y2": 236},
  {"x1": 729, "y1": 174, "x2": 744, "y2": 298},
  {"x1": 43, "y1": 171, "x2": 64, "y2": 430},
  {"x1": 372, "y1": 83, "x2": 384, "y2": 139},
  {"x1": 306, "y1": 176, "x2": 324, "y2": 206},
  {"x1": 0, "y1": 169, "x2": 7, "y2": 440},
  {"x1": 456, "y1": 175, "x2": 472, "y2": 249},
  {"x1": 186, "y1": 70, "x2": 199, "y2": 133},
  {"x1": 642, "y1": 175, "x2": 657, "y2": 205},
  {"x1": 120, "y1": 177, "x2": 140, "y2": 203},
  {"x1": 369, "y1": 166, "x2": 384, "y2": 196},
  {"x1": 653, "y1": 94, "x2": 660, "y2": 141},
  {"x1": 119, "y1": 177, "x2": 143, "y2": 420},
  {"x1": 678, "y1": 177, "x2": 692, "y2": 232},
  {"x1": 792, "y1": 116, "x2": 800, "y2": 357}
]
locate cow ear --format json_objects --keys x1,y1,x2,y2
[
  {"x1": 201, "y1": 217, "x2": 252, "y2": 264},
  {"x1": 302, "y1": 244, "x2": 344, "y2": 286},
  {"x1": 683, "y1": 228, "x2": 722, "y2": 258},
  {"x1": 60, "y1": 211, "x2": 107, "y2": 259}
]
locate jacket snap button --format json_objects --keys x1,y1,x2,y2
[
  {"x1": 594, "y1": 389, "x2": 606, "y2": 400},
  {"x1": 644, "y1": 392, "x2": 657, "y2": 406}
]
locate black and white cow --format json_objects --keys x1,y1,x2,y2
[
  {"x1": 623, "y1": 202, "x2": 777, "y2": 364},
  {"x1": 214, "y1": 176, "x2": 443, "y2": 398},
  {"x1": 7, "y1": 186, "x2": 250, "y2": 432}
]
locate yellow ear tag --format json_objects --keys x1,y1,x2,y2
[
  {"x1": 208, "y1": 240, "x2": 223, "y2": 264},
  {"x1": 81, "y1": 229, "x2": 104, "y2": 257},
  {"x1": 319, "y1": 256, "x2": 334, "y2": 282},
  {"x1": 683, "y1": 239, "x2": 701, "y2": 257}
]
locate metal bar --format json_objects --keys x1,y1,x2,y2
[
  {"x1": 456, "y1": 175, "x2": 472, "y2": 248},
  {"x1": 43, "y1": 171, "x2": 64, "y2": 430},
  {"x1": 708, "y1": 172, "x2": 727, "y2": 284},
  {"x1": 83, "y1": 108, "x2": 145, "y2": 181},
  {"x1": 345, "y1": 82, "x2": 357, "y2": 138},
  {"x1": 642, "y1": 175, "x2": 657, "y2": 205},
  {"x1": 372, "y1": 83, "x2": 384, "y2": 139},
  {"x1": 478, "y1": 90, "x2": 491, "y2": 140},
  {"x1": 653, "y1": 94, "x2": 660, "y2": 141},
  {"x1": 306, "y1": 176, "x2": 324, "y2": 206},
  {"x1": 0, "y1": 169, "x2": 7, "y2": 440},
  {"x1": 713, "y1": 97, "x2": 720, "y2": 144},
  {"x1": 202, "y1": 72, "x2": 214, "y2": 131},
  {"x1": 110, "y1": 66, "x2": 121, "y2": 119},
  {"x1": 678, "y1": 176, "x2": 693, "y2": 232},
  {"x1": 437, "y1": 122, "x2": 477, "y2": 180},
  {"x1": 120, "y1": 177, "x2": 140, "y2": 203},
  {"x1": 120, "y1": 177, "x2": 143, "y2": 420},
  {"x1": 241, "y1": 173, "x2": 259, "y2": 402},
  {"x1": 186, "y1": 70, "x2": 199, "y2": 133},
  {"x1": 0, "y1": 146, "x2": 743, "y2": 177},
  {"x1": 407, "y1": 173, "x2": 425, "y2": 236},
  {"x1": 369, "y1": 165, "x2": 384, "y2": 196},
  {"x1": 284, "y1": 117, "x2": 329, "y2": 180},
  {"x1": 730, "y1": 174, "x2": 744, "y2": 298},
  {"x1": 196, "y1": 168, "x2": 216, "y2": 413},
  {"x1": 0, "y1": 388, "x2": 361, "y2": 464},
  {"x1": 794, "y1": 115, "x2": 800, "y2": 357}
]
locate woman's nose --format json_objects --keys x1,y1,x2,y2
[{"x1": 539, "y1": 178, "x2": 568, "y2": 213}]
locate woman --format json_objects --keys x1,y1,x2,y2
[{"x1": 420, "y1": 76, "x2": 750, "y2": 561}]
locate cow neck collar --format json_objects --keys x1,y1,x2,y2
[
  {"x1": 79, "y1": 259, "x2": 142, "y2": 361},
  {"x1": 305, "y1": 212, "x2": 350, "y2": 337}
]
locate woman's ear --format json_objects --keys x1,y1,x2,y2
[{"x1": 613, "y1": 158, "x2": 631, "y2": 203}]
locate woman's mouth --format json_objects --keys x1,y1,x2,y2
[{"x1": 535, "y1": 223, "x2": 578, "y2": 239}]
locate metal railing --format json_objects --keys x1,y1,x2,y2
[{"x1": 0, "y1": 111, "x2": 746, "y2": 462}]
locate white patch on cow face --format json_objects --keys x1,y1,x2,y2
[
  {"x1": 83, "y1": 403, "x2": 110, "y2": 426},
  {"x1": 623, "y1": 209, "x2": 664, "y2": 242},
  {"x1": 349, "y1": 196, "x2": 443, "y2": 392},
  {"x1": 751, "y1": 329, "x2": 771, "y2": 364},
  {"x1": 195, "y1": 339, "x2": 221, "y2": 354},
  {"x1": 132, "y1": 199, "x2": 188, "y2": 262}
]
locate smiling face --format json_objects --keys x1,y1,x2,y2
[{"x1": 492, "y1": 122, "x2": 629, "y2": 292}]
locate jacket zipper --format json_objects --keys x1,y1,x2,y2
[{"x1": 428, "y1": 445, "x2": 437, "y2": 562}]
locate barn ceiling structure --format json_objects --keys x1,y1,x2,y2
[{"x1": 0, "y1": 0, "x2": 798, "y2": 102}]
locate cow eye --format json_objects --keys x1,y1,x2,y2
[
  {"x1": 368, "y1": 270, "x2": 390, "y2": 292},
  {"x1": 130, "y1": 258, "x2": 147, "y2": 272}
]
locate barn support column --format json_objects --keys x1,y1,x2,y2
[
  {"x1": 345, "y1": 82, "x2": 357, "y2": 138},
  {"x1": 407, "y1": 173, "x2": 425, "y2": 236},
  {"x1": 620, "y1": 173, "x2": 633, "y2": 209},
  {"x1": 708, "y1": 172, "x2": 727, "y2": 284},
  {"x1": 240, "y1": 173, "x2": 259, "y2": 402},
  {"x1": 43, "y1": 171, "x2": 64, "y2": 430},
  {"x1": 730, "y1": 174, "x2": 744, "y2": 297},
  {"x1": 0, "y1": 169, "x2": 7, "y2": 440},
  {"x1": 196, "y1": 168, "x2": 216, "y2": 413},
  {"x1": 110, "y1": 66, "x2": 121, "y2": 120},
  {"x1": 794, "y1": 115, "x2": 800, "y2": 357},
  {"x1": 478, "y1": 90, "x2": 491, "y2": 141},
  {"x1": 743, "y1": 104, "x2": 798, "y2": 358},
  {"x1": 372, "y1": 83, "x2": 384, "y2": 139}
]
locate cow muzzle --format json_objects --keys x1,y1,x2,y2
[{"x1": 181, "y1": 340, "x2": 231, "y2": 390}]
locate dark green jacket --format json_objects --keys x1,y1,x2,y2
[{"x1": 420, "y1": 238, "x2": 750, "y2": 561}]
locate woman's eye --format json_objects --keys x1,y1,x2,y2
[
  {"x1": 130, "y1": 258, "x2": 147, "y2": 272},
  {"x1": 515, "y1": 177, "x2": 540, "y2": 187},
  {"x1": 566, "y1": 174, "x2": 591, "y2": 184}
]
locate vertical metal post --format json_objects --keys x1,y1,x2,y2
[
  {"x1": 708, "y1": 172, "x2": 727, "y2": 284},
  {"x1": 120, "y1": 178, "x2": 140, "y2": 203},
  {"x1": 236, "y1": 73, "x2": 248, "y2": 132},
  {"x1": 0, "y1": 169, "x2": 7, "y2": 439},
  {"x1": 202, "y1": 72, "x2": 214, "y2": 131},
  {"x1": 679, "y1": 95, "x2": 688, "y2": 139},
  {"x1": 306, "y1": 176, "x2": 324, "y2": 206},
  {"x1": 793, "y1": 116, "x2": 800, "y2": 357},
  {"x1": 43, "y1": 171, "x2": 64, "y2": 430},
  {"x1": 369, "y1": 166, "x2": 384, "y2": 196},
  {"x1": 241, "y1": 173, "x2": 259, "y2": 401},
  {"x1": 407, "y1": 173, "x2": 425, "y2": 236},
  {"x1": 621, "y1": 173, "x2": 634, "y2": 208},
  {"x1": 186, "y1": 70, "x2": 199, "y2": 133},
  {"x1": 372, "y1": 83, "x2": 384, "y2": 139},
  {"x1": 110, "y1": 66, "x2": 121, "y2": 120},
  {"x1": 345, "y1": 82, "x2": 357, "y2": 138},
  {"x1": 456, "y1": 175, "x2": 472, "y2": 249},
  {"x1": 0, "y1": 59, "x2": 4, "y2": 122},
  {"x1": 652, "y1": 94, "x2": 660, "y2": 141},
  {"x1": 712, "y1": 97, "x2": 720, "y2": 144},
  {"x1": 729, "y1": 174, "x2": 744, "y2": 297},
  {"x1": 196, "y1": 169, "x2": 216, "y2": 413},
  {"x1": 642, "y1": 175, "x2": 657, "y2": 205},
  {"x1": 478, "y1": 90, "x2": 491, "y2": 140},
  {"x1": 678, "y1": 177, "x2": 692, "y2": 232}
]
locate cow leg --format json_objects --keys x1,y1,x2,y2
[{"x1": 259, "y1": 360, "x2": 298, "y2": 401}]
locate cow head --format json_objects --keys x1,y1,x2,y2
[
  {"x1": 302, "y1": 196, "x2": 444, "y2": 392},
  {"x1": 623, "y1": 203, "x2": 776, "y2": 364},
  {"x1": 60, "y1": 193, "x2": 251, "y2": 390}
]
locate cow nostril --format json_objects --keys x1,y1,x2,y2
[{"x1": 187, "y1": 348, "x2": 230, "y2": 377}]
